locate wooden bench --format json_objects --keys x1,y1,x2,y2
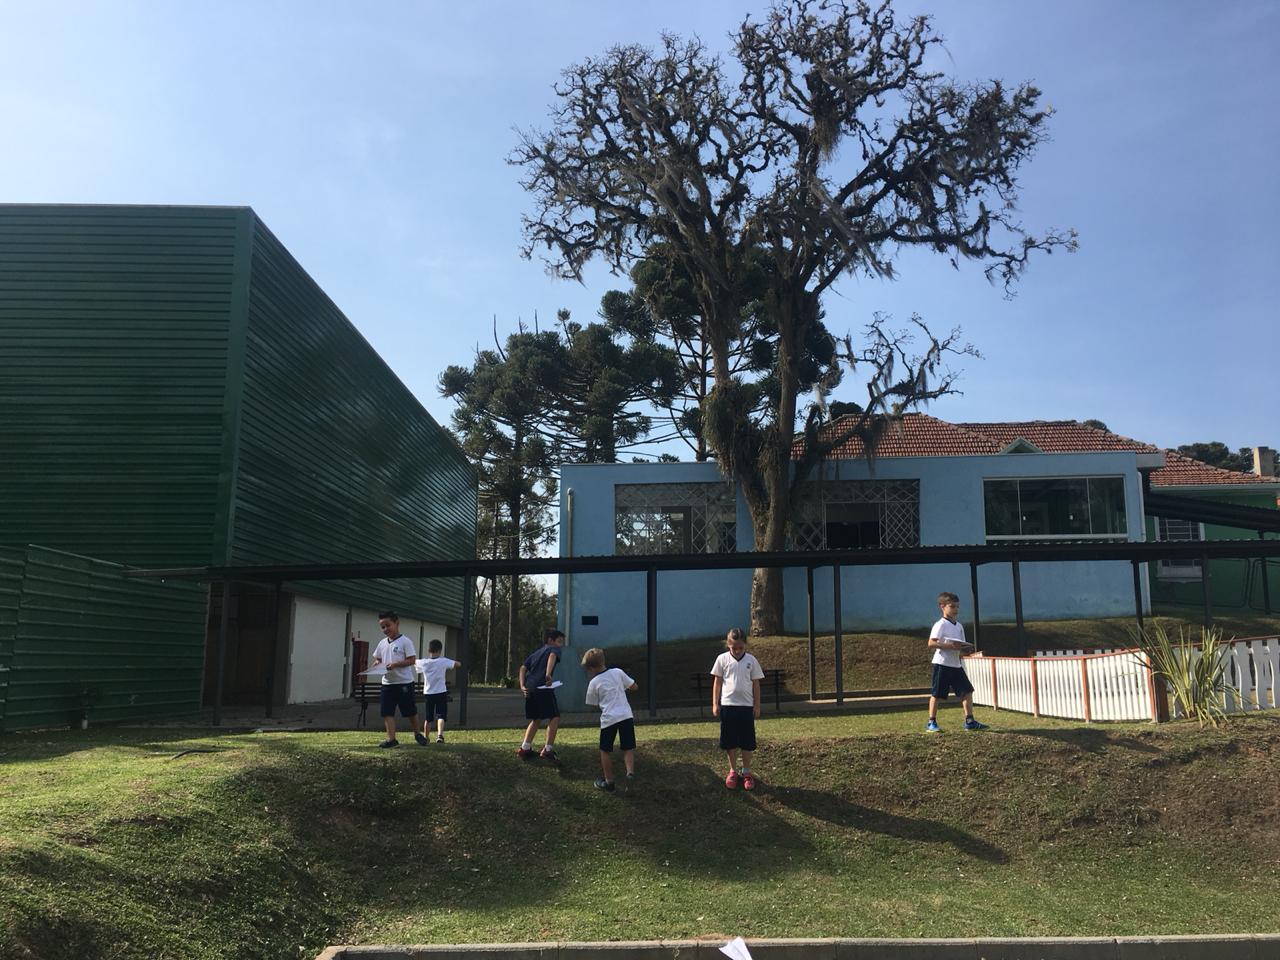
[
  {"x1": 691, "y1": 669, "x2": 787, "y2": 718},
  {"x1": 352, "y1": 677, "x2": 428, "y2": 728}
]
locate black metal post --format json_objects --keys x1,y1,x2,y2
[
  {"x1": 647, "y1": 565, "x2": 658, "y2": 718},
  {"x1": 806, "y1": 566, "x2": 816, "y2": 701},
  {"x1": 1260, "y1": 531, "x2": 1272, "y2": 616},
  {"x1": 458, "y1": 570, "x2": 472, "y2": 728},
  {"x1": 1011, "y1": 559, "x2": 1025, "y2": 648},
  {"x1": 1201, "y1": 551, "x2": 1213, "y2": 628},
  {"x1": 969, "y1": 561, "x2": 982, "y2": 652},
  {"x1": 1131, "y1": 559, "x2": 1145, "y2": 635},
  {"x1": 833, "y1": 562, "x2": 844, "y2": 704},
  {"x1": 266, "y1": 582, "x2": 282, "y2": 719},
  {"x1": 214, "y1": 581, "x2": 234, "y2": 727}
]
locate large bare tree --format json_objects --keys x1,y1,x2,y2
[{"x1": 513, "y1": 0, "x2": 1074, "y2": 633}]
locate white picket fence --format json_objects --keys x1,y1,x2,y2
[{"x1": 963, "y1": 636, "x2": 1280, "y2": 722}]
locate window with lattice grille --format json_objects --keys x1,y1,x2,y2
[
  {"x1": 1156, "y1": 517, "x2": 1203, "y2": 579},
  {"x1": 791, "y1": 480, "x2": 920, "y2": 550},
  {"x1": 614, "y1": 482, "x2": 737, "y2": 555}
]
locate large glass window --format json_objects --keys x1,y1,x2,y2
[
  {"x1": 614, "y1": 482, "x2": 736, "y2": 555},
  {"x1": 983, "y1": 476, "x2": 1127, "y2": 539}
]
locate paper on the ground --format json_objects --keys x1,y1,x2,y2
[
  {"x1": 719, "y1": 937, "x2": 754, "y2": 960},
  {"x1": 536, "y1": 680, "x2": 563, "y2": 689}
]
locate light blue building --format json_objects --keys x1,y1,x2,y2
[{"x1": 553, "y1": 417, "x2": 1179, "y2": 705}]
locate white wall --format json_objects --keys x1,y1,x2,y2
[
  {"x1": 288, "y1": 597, "x2": 453, "y2": 703},
  {"x1": 288, "y1": 595, "x2": 350, "y2": 704}
]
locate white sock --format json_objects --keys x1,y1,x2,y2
[{"x1": 521, "y1": 741, "x2": 532, "y2": 750}]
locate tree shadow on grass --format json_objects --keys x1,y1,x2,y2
[
  {"x1": 996, "y1": 725, "x2": 1161, "y2": 755},
  {"x1": 0, "y1": 728, "x2": 269, "y2": 765},
  {"x1": 763, "y1": 784, "x2": 1009, "y2": 864}
]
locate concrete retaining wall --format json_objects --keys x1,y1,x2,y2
[{"x1": 316, "y1": 934, "x2": 1280, "y2": 960}]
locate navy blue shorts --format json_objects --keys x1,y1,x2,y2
[
  {"x1": 599, "y1": 718, "x2": 636, "y2": 753},
  {"x1": 423, "y1": 692, "x2": 448, "y2": 722},
  {"x1": 380, "y1": 682, "x2": 417, "y2": 718},
  {"x1": 931, "y1": 664, "x2": 974, "y2": 700},
  {"x1": 525, "y1": 687, "x2": 560, "y2": 721},
  {"x1": 718, "y1": 705, "x2": 756, "y2": 751}
]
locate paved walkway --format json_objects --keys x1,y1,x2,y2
[
  {"x1": 316, "y1": 934, "x2": 1280, "y2": 959},
  {"x1": 128, "y1": 689, "x2": 928, "y2": 732}
]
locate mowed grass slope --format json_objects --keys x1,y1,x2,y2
[{"x1": 2, "y1": 710, "x2": 1280, "y2": 960}]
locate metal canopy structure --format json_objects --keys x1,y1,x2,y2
[
  {"x1": 1145, "y1": 491, "x2": 1280, "y2": 535},
  {"x1": 129, "y1": 537, "x2": 1280, "y2": 728}
]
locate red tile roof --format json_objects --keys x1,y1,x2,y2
[
  {"x1": 1150, "y1": 451, "x2": 1272, "y2": 487},
  {"x1": 800, "y1": 413, "x2": 1000, "y2": 458},
  {"x1": 797, "y1": 414, "x2": 1271, "y2": 487},
  {"x1": 955, "y1": 421, "x2": 1160, "y2": 455}
]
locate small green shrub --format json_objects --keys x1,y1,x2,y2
[{"x1": 1133, "y1": 622, "x2": 1233, "y2": 727}]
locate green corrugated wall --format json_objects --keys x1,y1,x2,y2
[
  {"x1": 231, "y1": 217, "x2": 475, "y2": 622},
  {"x1": 0, "y1": 547, "x2": 24, "y2": 727},
  {"x1": 0, "y1": 204, "x2": 475, "y2": 628},
  {"x1": 0, "y1": 546, "x2": 207, "y2": 731},
  {"x1": 0, "y1": 205, "x2": 242, "y2": 567}
]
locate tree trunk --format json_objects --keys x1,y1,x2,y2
[
  {"x1": 747, "y1": 293, "x2": 805, "y2": 637},
  {"x1": 749, "y1": 521, "x2": 789, "y2": 635},
  {"x1": 507, "y1": 570, "x2": 520, "y2": 680},
  {"x1": 483, "y1": 577, "x2": 496, "y2": 683},
  {"x1": 505, "y1": 492, "x2": 522, "y2": 680},
  {"x1": 483, "y1": 500, "x2": 500, "y2": 682}
]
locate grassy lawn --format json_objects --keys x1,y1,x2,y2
[
  {"x1": 607, "y1": 613, "x2": 1280, "y2": 700},
  {"x1": 2, "y1": 710, "x2": 1279, "y2": 959}
]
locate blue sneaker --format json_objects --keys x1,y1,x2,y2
[
  {"x1": 925, "y1": 720, "x2": 941, "y2": 733},
  {"x1": 964, "y1": 717, "x2": 989, "y2": 731}
]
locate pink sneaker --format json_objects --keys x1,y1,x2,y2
[
  {"x1": 741, "y1": 772, "x2": 757, "y2": 791},
  {"x1": 725, "y1": 769, "x2": 740, "y2": 789}
]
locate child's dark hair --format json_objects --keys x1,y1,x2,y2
[
  {"x1": 937, "y1": 592, "x2": 959, "y2": 606},
  {"x1": 580, "y1": 647, "x2": 606, "y2": 671},
  {"x1": 428, "y1": 639, "x2": 443, "y2": 654},
  {"x1": 378, "y1": 611, "x2": 399, "y2": 621},
  {"x1": 544, "y1": 628, "x2": 566, "y2": 643},
  {"x1": 726, "y1": 627, "x2": 746, "y2": 645}
]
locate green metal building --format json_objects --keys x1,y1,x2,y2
[{"x1": 0, "y1": 204, "x2": 476, "y2": 730}]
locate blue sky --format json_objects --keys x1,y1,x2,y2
[{"x1": 2, "y1": 0, "x2": 1275, "y2": 453}]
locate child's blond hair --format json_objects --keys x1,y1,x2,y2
[{"x1": 580, "y1": 647, "x2": 606, "y2": 671}]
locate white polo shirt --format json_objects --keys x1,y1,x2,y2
[
  {"x1": 711, "y1": 651, "x2": 764, "y2": 706},
  {"x1": 373, "y1": 635, "x2": 418, "y2": 684},
  {"x1": 585, "y1": 667, "x2": 636, "y2": 728},
  {"x1": 930, "y1": 617, "x2": 967, "y2": 669},
  {"x1": 416, "y1": 656, "x2": 454, "y2": 695}
]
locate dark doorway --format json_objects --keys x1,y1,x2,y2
[{"x1": 203, "y1": 583, "x2": 286, "y2": 706}]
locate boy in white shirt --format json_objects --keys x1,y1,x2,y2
[
  {"x1": 581, "y1": 647, "x2": 638, "y2": 793},
  {"x1": 710, "y1": 627, "x2": 764, "y2": 791},
  {"x1": 370, "y1": 611, "x2": 427, "y2": 748},
  {"x1": 417, "y1": 638, "x2": 461, "y2": 744},
  {"x1": 926, "y1": 591, "x2": 988, "y2": 733}
]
